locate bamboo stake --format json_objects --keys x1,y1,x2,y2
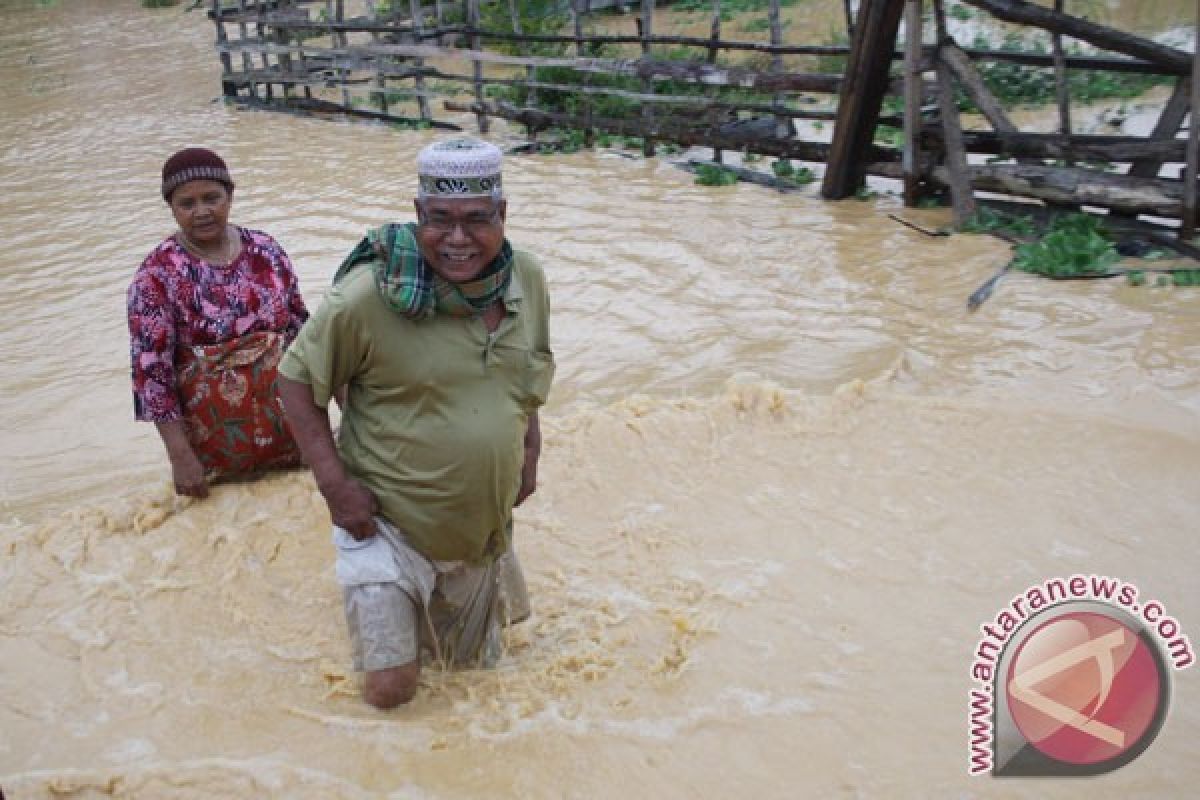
[
  {"x1": 640, "y1": 0, "x2": 656, "y2": 157},
  {"x1": 902, "y1": 0, "x2": 923, "y2": 205},
  {"x1": 410, "y1": 0, "x2": 432, "y2": 121},
  {"x1": 1183, "y1": 0, "x2": 1200, "y2": 238}
]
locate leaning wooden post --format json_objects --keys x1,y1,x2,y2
[
  {"x1": 640, "y1": 0, "x2": 656, "y2": 158},
  {"x1": 1051, "y1": 0, "x2": 1072, "y2": 164},
  {"x1": 410, "y1": 0, "x2": 433, "y2": 121},
  {"x1": 902, "y1": 0, "x2": 923, "y2": 206},
  {"x1": 468, "y1": 0, "x2": 489, "y2": 132},
  {"x1": 933, "y1": 0, "x2": 975, "y2": 224},
  {"x1": 1183, "y1": 0, "x2": 1200, "y2": 238},
  {"x1": 821, "y1": 0, "x2": 906, "y2": 198}
]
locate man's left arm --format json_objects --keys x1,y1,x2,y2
[{"x1": 514, "y1": 411, "x2": 541, "y2": 507}]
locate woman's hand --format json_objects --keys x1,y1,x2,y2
[
  {"x1": 169, "y1": 447, "x2": 209, "y2": 498},
  {"x1": 155, "y1": 420, "x2": 209, "y2": 498}
]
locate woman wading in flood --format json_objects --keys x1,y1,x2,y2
[{"x1": 127, "y1": 147, "x2": 309, "y2": 497}]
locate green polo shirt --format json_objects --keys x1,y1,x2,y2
[{"x1": 279, "y1": 251, "x2": 554, "y2": 563}]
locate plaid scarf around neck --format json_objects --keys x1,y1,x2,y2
[{"x1": 333, "y1": 222, "x2": 513, "y2": 320}]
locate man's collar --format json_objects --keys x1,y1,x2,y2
[{"x1": 502, "y1": 253, "x2": 523, "y2": 312}]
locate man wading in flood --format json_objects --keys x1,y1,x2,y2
[{"x1": 277, "y1": 137, "x2": 554, "y2": 708}]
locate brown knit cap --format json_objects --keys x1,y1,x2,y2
[{"x1": 161, "y1": 147, "x2": 235, "y2": 201}]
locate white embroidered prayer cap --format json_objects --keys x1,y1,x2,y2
[{"x1": 416, "y1": 136, "x2": 504, "y2": 199}]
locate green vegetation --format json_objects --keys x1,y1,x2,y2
[
  {"x1": 948, "y1": 3, "x2": 972, "y2": 22},
  {"x1": 965, "y1": 209, "x2": 1200, "y2": 287},
  {"x1": 1011, "y1": 214, "x2": 1120, "y2": 277},
  {"x1": 771, "y1": 158, "x2": 815, "y2": 186},
  {"x1": 671, "y1": 0, "x2": 799, "y2": 14},
  {"x1": 961, "y1": 33, "x2": 1170, "y2": 111},
  {"x1": 694, "y1": 163, "x2": 739, "y2": 186},
  {"x1": 740, "y1": 17, "x2": 790, "y2": 34},
  {"x1": 961, "y1": 207, "x2": 1039, "y2": 237}
]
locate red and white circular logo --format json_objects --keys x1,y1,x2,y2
[{"x1": 1006, "y1": 610, "x2": 1165, "y2": 768}]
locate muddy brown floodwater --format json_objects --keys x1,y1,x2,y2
[{"x1": 1, "y1": 1, "x2": 1197, "y2": 798}]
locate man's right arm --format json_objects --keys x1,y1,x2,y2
[{"x1": 277, "y1": 376, "x2": 378, "y2": 539}]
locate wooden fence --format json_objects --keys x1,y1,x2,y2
[{"x1": 209, "y1": 0, "x2": 1200, "y2": 234}]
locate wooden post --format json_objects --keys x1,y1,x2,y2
[
  {"x1": 902, "y1": 0, "x2": 923, "y2": 205},
  {"x1": 468, "y1": 0, "x2": 489, "y2": 132},
  {"x1": 1051, "y1": 0, "x2": 1072, "y2": 163},
  {"x1": 573, "y1": 0, "x2": 595, "y2": 147},
  {"x1": 1183, "y1": 0, "x2": 1200, "y2": 238},
  {"x1": 821, "y1": 0, "x2": 905, "y2": 198},
  {"x1": 237, "y1": 0, "x2": 258, "y2": 100},
  {"x1": 364, "y1": 0, "x2": 387, "y2": 115},
  {"x1": 709, "y1": 0, "x2": 723, "y2": 163},
  {"x1": 274, "y1": 0, "x2": 295, "y2": 101},
  {"x1": 212, "y1": 0, "x2": 238, "y2": 98},
  {"x1": 410, "y1": 0, "x2": 432, "y2": 121},
  {"x1": 640, "y1": 0, "x2": 656, "y2": 157},
  {"x1": 933, "y1": 0, "x2": 975, "y2": 224},
  {"x1": 768, "y1": 0, "x2": 788, "y2": 143},
  {"x1": 843, "y1": 0, "x2": 855, "y2": 42},
  {"x1": 509, "y1": 0, "x2": 538, "y2": 141},
  {"x1": 254, "y1": 1, "x2": 274, "y2": 102}
]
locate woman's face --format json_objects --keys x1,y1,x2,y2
[{"x1": 169, "y1": 180, "x2": 232, "y2": 246}]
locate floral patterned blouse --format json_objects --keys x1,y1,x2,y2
[{"x1": 127, "y1": 227, "x2": 309, "y2": 422}]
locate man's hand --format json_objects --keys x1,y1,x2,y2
[
  {"x1": 514, "y1": 456, "x2": 537, "y2": 506},
  {"x1": 321, "y1": 475, "x2": 379, "y2": 539},
  {"x1": 514, "y1": 411, "x2": 541, "y2": 507}
]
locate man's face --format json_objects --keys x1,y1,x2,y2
[{"x1": 414, "y1": 195, "x2": 507, "y2": 284}]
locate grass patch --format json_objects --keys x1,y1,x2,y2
[{"x1": 695, "y1": 163, "x2": 739, "y2": 186}]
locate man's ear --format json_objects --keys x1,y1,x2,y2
[
  {"x1": 498, "y1": 198, "x2": 507, "y2": 223},
  {"x1": 413, "y1": 198, "x2": 422, "y2": 217}
]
